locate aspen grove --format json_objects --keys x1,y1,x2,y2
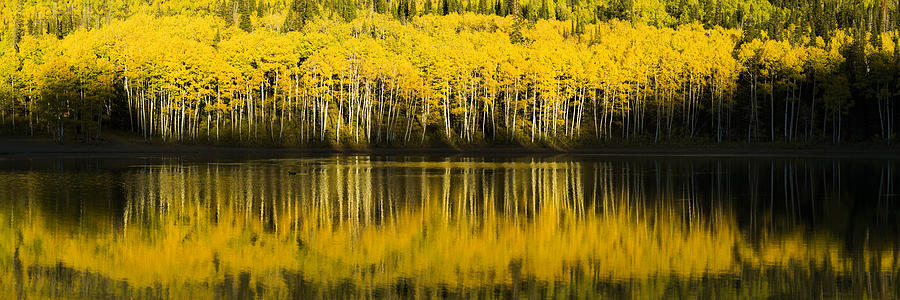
[{"x1": 0, "y1": 2, "x2": 898, "y2": 146}]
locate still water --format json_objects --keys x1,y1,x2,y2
[{"x1": 0, "y1": 154, "x2": 897, "y2": 298}]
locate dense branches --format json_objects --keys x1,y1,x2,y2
[
  {"x1": 0, "y1": 6, "x2": 898, "y2": 146},
  {"x1": 3, "y1": 0, "x2": 899, "y2": 38}
]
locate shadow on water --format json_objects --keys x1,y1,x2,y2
[{"x1": 0, "y1": 155, "x2": 896, "y2": 298}]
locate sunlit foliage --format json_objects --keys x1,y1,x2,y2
[{"x1": 0, "y1": 0, "x2": 898, "y2": 145}]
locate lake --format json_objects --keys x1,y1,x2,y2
[{"x1": 0, "y1": 154, "x2": 897, "y2": 298}]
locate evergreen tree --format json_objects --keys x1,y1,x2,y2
[
  {"x1": 337, "y1": 0, "x2": 356, "y2": 21},
  {"x1": 510, "y1": 0, "x2": 525, "y2": 43},
  {"x1": 396, "y1": 0, "x2": 405, "y2": 20},
  {"x1": 575, "y1": 14, "x2": 585, "y2": 34},
  {"x1": 257, "y1": 0, "x2": 266, "y2": 17},
  {"x1": 246, "y1": 0, "x2": 257, "y2": 14},
  {"x1": 239, "y1": 0, "x2": 253, "y2": 32},
  {"x1": 376, "y1": 0, "x2": 388, "y2": 14},
  {"x1": 219, "y1": 0, "x2": 235, "y2": 27},
  {"x1": 523, "y1": 2, "x2": 536, "y2": 21},
  {"x1": 14, "y1": 0, "x2": 24, "y2": 52},
  {"x1": 538, "y1": 0, "x2": 549, "y2": 19},
  {"x1": 283, "y1": 0, "x2": 318, "y2": 31},
  {"x1": 424, "y1": 0, "x2": 433, "y2": 14},
  {"x1": 213, "y1": 28, "x2": 222, "y2": 47},
  {"x1": 555, "y1": 1, "x2": 568, "y2": 20},
  {"x1": 504, "y1": 0, "x2": 515, "y2": 18}
]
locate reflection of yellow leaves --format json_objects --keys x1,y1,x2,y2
[{"x1": 0, "y1": 160, "x2": 892, "y2": 298}]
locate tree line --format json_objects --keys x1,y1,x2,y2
[
  {"x1": 4, "y1": 0, "x2": 899, "y2": 37},
  {"x1": 0, "y1": 2, "x2": 898, "y2": 146}
]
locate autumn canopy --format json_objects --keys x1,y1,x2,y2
[{"x1": 0, "y1": 0, "x2": 896, "y2": 146}]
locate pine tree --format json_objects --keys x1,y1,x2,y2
[
  {"x1": 239, "y1": 0, "x2": 253, "y2": 32},
  {"x1": 509, "y1": 0, "x2": 524, "y2": 43},
  {"x1": 257, "y1": 0, "x2": 266, "y2": 17},
  {"x1": 396, "y1": 0, "x2": 406, "y2": 20},
  {"x1": 575, "y1": 14, "x2": 585, "y2": 35},
  {"x1": 246, "y1": 0, "x2": 257, "y2": 14},
  {"x1": 337, "y1": 0, "x2": 356, "y2": 21},
  {"x1": 284, "y1": 0, "x2": 318, "y2": 31},
  {"x1": 538, "y1": 0, "x2": 549, "y2": 19},
  {"x1": 523, "y1": 2, "x2": 535, "y2": 20},
  {"x1": 219, "y1": 0, "x2": 235, "y2": 27},
  {"x1": 504, "y1": 0, "x2": 515, "y2": 18},
  {"x1": 376, "y1": 0, "x2": 387, "y2": 14},
  {"x1": 424, "y1": 0, "x2": 433, "y2": 14},
  {"x1": 14, "y1": 0, "x2": 24, "y2": 52},
  {"x1": 213, "y1": 28, "x2": 222, "y2": 47}
]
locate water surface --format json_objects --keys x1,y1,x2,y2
[{"x1": 0, "y1": 155, "x2": 897, "y2": 298}]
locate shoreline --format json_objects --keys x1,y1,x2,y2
[{"x1": 1, "y1": 136, "x2": 899, "y2": 158}]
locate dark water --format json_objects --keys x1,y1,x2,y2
[{"x1": 0, "y1": 154, "x2": 897, "y2": 298}]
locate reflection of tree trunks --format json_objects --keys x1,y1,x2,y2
[
  {"x1": 4, "y1": 156, "x2": 900, "y2": 297},
  {"x1": 14, "y1": 247, "x2": 22, "y2": 300}
]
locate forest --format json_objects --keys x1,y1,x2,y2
[{"x1": 0, "y1": 0, "x2": 897, "y2": 146}]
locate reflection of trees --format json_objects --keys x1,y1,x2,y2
[{"x1": 0, "y1": 157, "x2": 895, "y2": 298}]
